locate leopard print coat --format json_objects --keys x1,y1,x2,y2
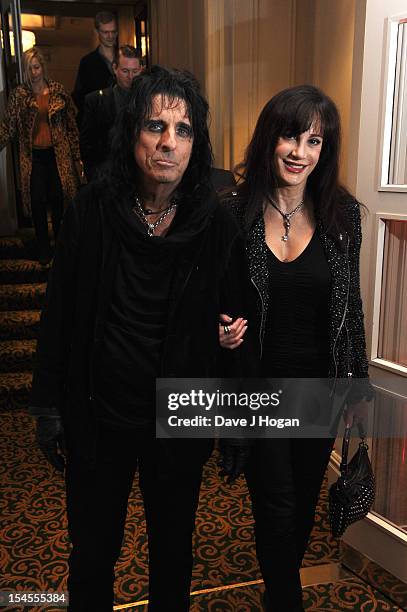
[{"x1": 0, "y1": 79, "x2": 80, "y2": 217}]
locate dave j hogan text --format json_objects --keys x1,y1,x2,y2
[{"x1": 167, "y1": 415, "x2": 300, "y2": 428}]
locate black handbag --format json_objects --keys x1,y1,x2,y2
[{"x1": 329, "y1": 422, "x2": 375, "y2": 538}]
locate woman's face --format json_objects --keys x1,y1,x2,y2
[
  {"x1": 29, "y1": 59, "x2": 44, "y2": 83},
  {"x1": 273, "y1": 121, "x2": 323, "y2": 190}
]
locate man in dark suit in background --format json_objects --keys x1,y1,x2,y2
[
  {"x1": 80, "y1": 45, "x2": 142, "y2": 181},
  {"x1": 72, "y1": 11, "x2": 118, "y2": 126}
]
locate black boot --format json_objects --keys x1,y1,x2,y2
[{"x1": 37, "y1": 242, "x2": 52, "y2": 266}]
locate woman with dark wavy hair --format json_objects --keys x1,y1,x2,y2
[{"x1": 219, "y1": 85, "x2": 372, "y2": 611}]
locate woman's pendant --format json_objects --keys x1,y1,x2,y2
[{"x1": 282, "y1": 217, "x2": 291, "y2": 242}]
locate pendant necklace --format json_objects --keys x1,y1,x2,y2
[
  {"x1": 133, "y1": 195, "x2": 177, "y2": 237},
  {"x1": 267, "y1": 196, "x2": 304, "y2": 241}
]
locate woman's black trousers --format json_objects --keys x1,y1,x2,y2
[
  {"x1": 245, "y1": 437, "x2": 335, "y2": 612},
  {"x1": 30, "y1": 147, "x2": 63, "y2": 256}
]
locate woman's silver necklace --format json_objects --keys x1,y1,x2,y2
[
  {"x1": 133, "y1": 195, "x2": 177, "y2": 237},
  {"x1": 267, "y1": 196, "x2": 304, "y2": 241}
]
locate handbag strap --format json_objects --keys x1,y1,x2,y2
[
  {"x1": 340, "y1": 421, "x2": 367, "y2": 479},
  {"x1": 340, "y1": 425, "x2": 351, "y2": 478}
]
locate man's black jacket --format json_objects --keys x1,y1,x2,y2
[
  {"x1": 72, "y1": 48, "x2": 114, "y2": 126},
  {"x1": 31, "y1": 182, "x2": 258, "y2": 450},
  {"x1": 80, "y1": 86, "x2": 116, "y2": 180}
]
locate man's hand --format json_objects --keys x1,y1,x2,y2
[
  {"x1": 218, "y1": 439, "x2": 252, "y2": 483},
  {"x1": 36, "y1": 416, "x2": 66, "y2": 472},
  {"x1": 219, "y1": 313, "x2": 248, "y2": 350}
]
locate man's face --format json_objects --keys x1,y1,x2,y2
[
  {"x1": 113, "y1": 55, "x2": 142, "y2": 90},
  {"x1": 97, "y1": 20, "x2": 118, "y2": 48},
  {"x1": 134, "y1": 94, "x2": 194, "y2": 191}
]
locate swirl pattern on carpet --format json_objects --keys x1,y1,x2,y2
[{"x1": 1, "y1": 411, "x2": 402, "y2": 611}]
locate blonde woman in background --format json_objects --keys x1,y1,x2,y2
[{"x1": 0, "y1": 47, "x2": 82, "y2": 264}]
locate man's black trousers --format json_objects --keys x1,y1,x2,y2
[{"x1": 65, "y1": 422, "x2": 212, "y2": 611}]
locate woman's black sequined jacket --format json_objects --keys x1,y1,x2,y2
[{"x1": 224, "y1": 192, "x2": 373, "y2": 403}]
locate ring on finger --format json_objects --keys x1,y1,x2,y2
[{"x1": 223, "y1": 325, "x2": 231, "y2": 335}]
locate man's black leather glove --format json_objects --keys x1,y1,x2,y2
[
  {"x1": 35, "y1": 415, "x2": 66, "y2": 473},
  {"x1": 218, "y1": 438, "x2": 252, "y2": 484}
]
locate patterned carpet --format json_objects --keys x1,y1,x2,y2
[
  {"x1": 0, "y1": 235, "x2": 46, "y2": 413},
  {"x1": 0, "y1": 234, "x2": 405, "y2": 611},
  {"x1": 1, "y1": 410, "x2": 404, "y2": 611}
]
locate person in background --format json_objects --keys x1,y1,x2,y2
[
  {"x1": 0, "y1": 47, "x2": 81, "y2": 264},
  {"x1": 219, "y1": 85, "x2": 373, "y2": 612},
  {"x1": 80, "y1": 45, "x2": 143, "y2": 181},
  {"x1": 72, "y1": 11, "x2": 118, "y2": 126}
]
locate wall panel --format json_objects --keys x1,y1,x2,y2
[
  {"x1": 149, "y1": 0, "x2": 355, "y2": 177},
  {"x1": 205, "y1": 0, "x2": 296, "y2": 169}
]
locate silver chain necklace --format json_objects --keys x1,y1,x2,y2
[
  {"x1": 267, "y1": 196, "x2": 304, "y2": 241},
  {"x1": 133, "y1": 195, "x2": 177, "y2": 237}
]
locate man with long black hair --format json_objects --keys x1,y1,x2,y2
[{"x1": 30, "y1": 66, "x2": 253, "y2": 611}]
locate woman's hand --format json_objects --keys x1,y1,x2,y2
[
  {"x1": 219, "y1": 313, "x2": 248, "y2": 350},
  {"x1": 343, "y1": 399, "x2": 370, "y2": 430}
]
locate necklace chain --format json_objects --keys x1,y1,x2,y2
[
  {"x1": 132, "y1": 195, "x2": 177, "y2": 237},
  {"x1": 267, "y1": 196, "x2": 304, "y2": 242}
]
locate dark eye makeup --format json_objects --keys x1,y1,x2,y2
[
  {"x1": 308, "y1": 136, "x2": 322, "y2": 145},
  {"x1": 280, "y1": 130, "x2": 322, "y2": 145},
  {"x1": 144, "y1": 120, "x2": 164, "y2": 132},
  {"x1": 143, "y1": 120, "x2": 193, "y2": 138},
  {"x1": 176, "y1": 123, "x2": 193, "y2": 138}
]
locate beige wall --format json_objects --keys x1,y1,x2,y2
[
  {"x1": 150, "y1": 0, "x2": 297, "y2": 169},
  {"x1": 293, "y1": 0, "x2": 356, "y2": 183},
  {"x1": 118, "y1": 6, "x2": 136, "y2": 48},
  {"x1": 150, "y1": 0, "x2": 206, "y2": 87},
  {"x1": 204, "y1": 0, "x2": 357, "y2": 171},
  {"x1": 150, "y1": 0, "x2": 356, "y2": 176},
  {"x1": 29, "y1": 16, "x2": 96, "y2": 93},
  {"x1": 310, "y1": 0, "x2": 356, "y2": 185},
  {"x1": 205, "y1": 0, "x2": 298, "y2": 169}
]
